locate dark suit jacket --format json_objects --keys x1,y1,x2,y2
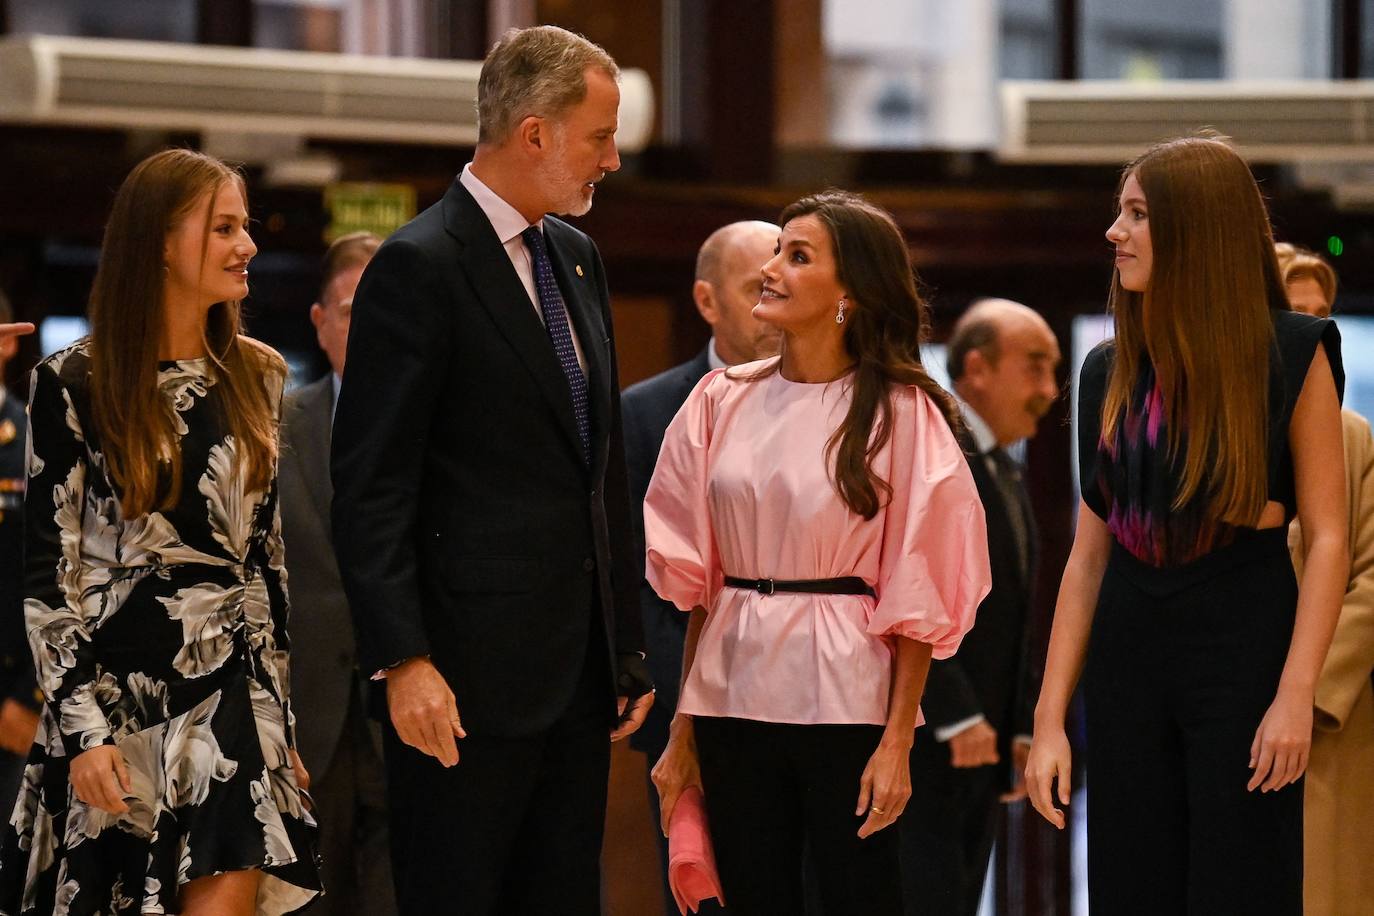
[
  {"x1": 920, "y1": 438, "x2": 1039, "y2": 787},
  {"x1": 620, "y1": 348, "x2": 713, "y2": 754},
  {"x1": 331, "y1": 178, "x2": 643, "y2": 739},
  {"x1": 279, "y1": 374, "x2": 376, "y2": 775}
]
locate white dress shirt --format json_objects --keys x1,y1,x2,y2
[
  {"x1": 706, "y1": 338, "x2": 727, "y2": 371},
  {"x1": 459, "y1": 164, "x2": 587, "y2": 373}
]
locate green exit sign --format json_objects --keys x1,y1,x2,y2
[{"x1": 324, "y1": 183, "x2": 416, "y2": 242}]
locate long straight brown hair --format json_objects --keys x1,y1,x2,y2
[
  {"x1": 1102, "y1": 135, "x2": 1286, "y2": 525},
  {"x1": 756, "y1": 190, "x2": 962, "y2": 520},
  {"x1": 89, "y1": 148, "x2": 281, "y2": 517}
]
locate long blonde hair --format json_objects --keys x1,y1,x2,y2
[
  {"x1": 89, "y1": 148, "x2": 281, "y2": 516},
  {"x1": 1102, "y1": 136, "x2": 1286, "y2": 526}
]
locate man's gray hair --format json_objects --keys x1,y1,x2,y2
[{"x1": 477, "y1": 26, "x2": 619, "y2": 145}]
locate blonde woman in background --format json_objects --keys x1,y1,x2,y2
[{"x1": 1276, "y1": 242, "x2": 1374, "y2": 916}]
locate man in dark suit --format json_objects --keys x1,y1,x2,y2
[
  {"x1": 278, "y1": 233, "x2": 396, "y2": 916},
  {"x1": 900, "y1": 299, "x2": 1061, "y2": 916},
  {"x1": 331, "y1": 26, "x2": 652, "y2": 915},
  {"x1": 0, "y1": 291, "x2": 37, "y2": 810},
  {"x1": 621, "y1": 220, "x2": 779, "y2": 914}
]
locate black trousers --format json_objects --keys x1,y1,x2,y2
[
  {"x1": 694, "y1": 717, "x2": 902, "y2": 916},
  {"x1": 1085, "y1": 528, "x2": 1303, "y2": 915},
  {"x1": 311, "y1": 684, "x2": 396, "y2": 916},
  {"x1": 898, "y1": 732, "x2": 1000, "y2": 916},
  {"x1": 382, "y1": 621, "x2": 613, "y2": 916}
]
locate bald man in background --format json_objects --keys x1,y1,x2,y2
[
  {"x1": 621, "y1": 220, "x2": 780, "y2": 914},
  {"x1": 900, "y1": 299, "x2": 1061, "y2": 916}
]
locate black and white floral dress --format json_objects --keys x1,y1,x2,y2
[{"x1": 0, "y1": 340, "x2": 321, "y2": 915}]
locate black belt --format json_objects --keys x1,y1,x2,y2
[{"x1": 723, "y1": 575, "x2": 876, "y2": 598}]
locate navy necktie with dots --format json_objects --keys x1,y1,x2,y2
[{"x1": 521, "y1": 226, "x2": 591, "y2": 463}]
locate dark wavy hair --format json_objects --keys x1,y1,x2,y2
[{"x1": 755, "y1": 189, "x2": 963, "y2": 519}]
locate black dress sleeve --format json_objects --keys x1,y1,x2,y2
[
  {"x1": 23, "y1": 358, "x2": 115, "y2": 757},
  {"x1": 1272, "y1": 309, "x2": 1344, "y2": 416},
  {"x1": 1076, "y1": 341, "x2": 1114, "y2": 521},
  {"x1": 1268, "y1": 309, "x2": 1344, "y2": 517}
]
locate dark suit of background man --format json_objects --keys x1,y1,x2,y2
[
  {"x1": 899, "y1": 298, "x2": 1062, "y2": 916},
  {"x1": 278, "y1": 232, "x2": 397, "y2": 916},
  {"x1": 0, "y1": 290, "x2": 37, "y2": 811},
  {"x1": 621, "y1": 220, "x2": 780, "y2": 915},
  {"x1": 331, "y1": 26, "x2": 652, "y2": 916}
]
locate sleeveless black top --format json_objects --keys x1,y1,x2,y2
[{"x1": 1078, "y1": 309, "x2": 1344, "y2": 568}]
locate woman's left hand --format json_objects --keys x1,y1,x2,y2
[
  {"x1": 289, "y1": 748, "x2": 311, "y2": 792},
  {"x1": 1247, "y1": 689, "x2": 1313, "y2": 793},
  {"x1": 855, "y1": 737, "x2": 912, "y2": 838}
]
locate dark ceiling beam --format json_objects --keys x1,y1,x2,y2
[
  {"x1": 198, "y1": 0, "x2": 254, "y2": 47},
  {"x1": 1056, "y1": 0, "x2": 1080, "y2": 80}
]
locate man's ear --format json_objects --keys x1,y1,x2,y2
[
  {"x1": 963, "y1": 347, "x2": 992, "y2": 386},
  {"x1": 693, "y1": 279, "x2": 718, "y2": 326},
  {"x1": 517, "y1": 115, "x2": 546, "y2": 153}
]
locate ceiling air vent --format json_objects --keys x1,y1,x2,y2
[
  {"x1": 0, "y1": 35, "x2": 655, "y2": 152},
  {"x1": 1000, "y1": 80, "x2": 1374, "y2": 164}
]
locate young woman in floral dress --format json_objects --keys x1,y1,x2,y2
[{"x1": 0, "y1": 149, "x2": 320, "y2": 915}]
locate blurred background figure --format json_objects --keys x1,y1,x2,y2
[
  {"x1": 901, "y1": 298, "x2": 1059, "y2": 916},
  {"x1": 0, "y1": 290, "x2": 37, "y2": 811},
  {"x1": 278, "y1": 231, "x2": 396, "y2": 916},
  {"x1": 621, "y1": 218, "x2": 779, "y2": 915},
  {"x1": 1277, "y1": 242, "x2": 1374, "y2": 916}
]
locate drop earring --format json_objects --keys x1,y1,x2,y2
[{"x1": 835, "y1": 298, "x2": 846, "y2": 324}]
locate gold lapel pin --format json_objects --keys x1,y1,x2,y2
[{"x1": 575, "y1": 264, "x2": 584, "y2": 277}]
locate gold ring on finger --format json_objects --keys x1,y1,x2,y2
[{"x1": 870, "y1": 805, "x2": 885, "y2": 814}]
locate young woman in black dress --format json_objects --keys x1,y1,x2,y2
[
  {"x1": 1026, "y1": 136, "x2": 1347, "y2": 914},
  {"x1": 0, "y1": 149, "x2": 320, "y2": 914}
]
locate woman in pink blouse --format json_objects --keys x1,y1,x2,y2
[{"x1": 647, "y1": 190, "x2": 991, "y2": 915}]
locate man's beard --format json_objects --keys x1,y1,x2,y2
[{"x1": 536, "y1": 131, "x2": 594, "y2": 217}]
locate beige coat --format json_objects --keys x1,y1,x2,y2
[{"x1": 1290, "y1": 408, "x2": 1374, "y2": 916}]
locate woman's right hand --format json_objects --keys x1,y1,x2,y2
[
  {"x1": 1025, "y1": 726, "x2": 1072, "y2": 830},
  {"x1": 651, "y1": 720, "x2": 702, "y2": 836},
  {"x1": 70, "y1": 745, "x2": 132, "y2": 815}
]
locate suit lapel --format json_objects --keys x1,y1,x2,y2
[
  {"x1": 967, "y1": 454, "x2": 1029, "y2": 592},
  {"x1": 292, "y1": 376, "x2": 335, "y2": 532},
  {"x1": 443, "y1": 181, "x2": 584, "y2": 462}
]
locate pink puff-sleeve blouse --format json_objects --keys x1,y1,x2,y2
[{"x1": 644, "y1": 359, "x2": 991, "y2": 727}]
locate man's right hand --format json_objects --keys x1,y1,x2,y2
[
  {"x1": 948, "y1": 719, "x2": 1000, "y2": 768},
  {"x1": 386, "y1": 657, "x2": 466, "y2": 767}
]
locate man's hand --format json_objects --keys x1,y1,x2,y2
[
  {"x1": 611, "y1": 691, "x2": 653, "y2": 742},
  {"x1": 948, "y1": 719, "x2": 1000, "y2": 768},
  {"x1": 0, "y1": 323, "x2": 34, "y2": 342},
  {"x1": 386, "y1": 657, "x2": 465, "y2": 767},
  {"x1": 1000, "y1": 739, "x2": 1032, "y2": 802},
  {"x1": 0, "y1": 699, "x2": 38, "y2": 756}
]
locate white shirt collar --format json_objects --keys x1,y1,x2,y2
[
  {"x1": 956, "y1": 396, "x2": 999, "y2": 454},
  {"x1": 460, "y1": 163, "x2": 541, "y2": 244},
  {"x1": 706, "y1": 338, "x2": 727, "y2": 371}
]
